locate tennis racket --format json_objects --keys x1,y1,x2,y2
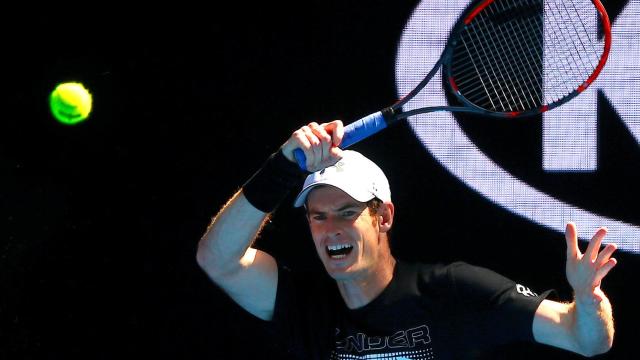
[{"x1": 294, "y1": 0, "x2": 611, "y2": 170}]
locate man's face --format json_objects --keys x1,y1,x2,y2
[{"x1": 306, "y1": 186, "x2": 384, "y2": 281}]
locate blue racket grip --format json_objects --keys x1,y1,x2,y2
[{"x1": 293, "y1": 111, "x2": 388, "y2": 170}]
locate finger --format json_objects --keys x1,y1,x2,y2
[
  {"x1": 329, "y1": 146, "x2": 344, "y2": 160},
  {"x1": 301, "y1": 125, "x2": 321, "y2": 169},
  {"x1": 595, "y1": 243, "x2": 617, "y2": 268},
  {"x1": 291, "y1": 128, "x2": 312, "y2": 154},
  {"x1": 585, "y1": 227, "x2": 608, "y2": 262},
  {"x1": 324, "y1": 120, "x2": 344, "y2": 147},
  {"x1": 565, "y1": 222, "x2": 579, "y2": 259},
  {"x1": 309, "y1": 122, "x2": 331, "y2": 162},
  {"x1": 309, "y1": 122, "x2": 332, "y2": 144},
  {"x1": 282, "y1": 128, "x2": 309, "y2": 163},
  {"x1": 308, "y1": 123, "x2": 326, "y2": 169},
  {"x1": 595, "y1": 258, "x2": 617, "y2": 284}
]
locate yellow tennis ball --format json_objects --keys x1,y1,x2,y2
[{"x1": 50, "y1": 82, "x2": 93, "y2": 125}]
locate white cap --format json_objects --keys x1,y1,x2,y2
[{"x1": 293, "y1": 150, "x2": 391, "y2": 207}]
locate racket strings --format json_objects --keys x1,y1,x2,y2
[
  {"x1": 452, "y1": 0, "x2": 545, "y2": 111},
  {"x1": 485, "y1": 0, "x2": 543, "y2": 110},
  {"x1": 452, "y1": 4, "x2": 540, "y2": 111},
  {"x1": 486, "y1": 6, "x2": 542, "y2": 109},
  {"x1": 450, "y1": 0, "x2": 605, "y2": 113},
  {"x1": 458, "y1": 2, "x2": 544, "y2": 111},
  {"x1": 544, "y1": 0, "x2": 603, "y2": 97}
]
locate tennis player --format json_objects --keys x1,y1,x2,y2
[{"x1": 197, "y1": 121, "x2": 616, "y2": 359}]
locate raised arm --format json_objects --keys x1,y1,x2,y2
[
  {"x1": 197, "y1": 190, "x2": 278, "y2": 320},
  {"x1": 196, "y1": 120, "x2": 344, "y2": 321},
  {"x1": 533, "y1": 223, "x2": 617, "y2": 357}
]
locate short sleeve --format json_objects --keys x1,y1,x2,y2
[{"x1": 447, "y1": 262, "x2": 553, "y2": 346}]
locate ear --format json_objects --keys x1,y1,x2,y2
[{"x1": 378, "y1": 202, "x2": 394, "y2": 233}]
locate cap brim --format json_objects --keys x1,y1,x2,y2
[
  {"x1": 293, "y1": 184, "x2": 317, "y2": 207},
  {"x1": 293, "y1": 182, "x2": 376, "y2": 208}
]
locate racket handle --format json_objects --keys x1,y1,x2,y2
[{"x1": 293, "y1": 111, "x2": 388, "y2": 170}]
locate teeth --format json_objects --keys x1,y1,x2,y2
[
  {"x1": 327, "y1": 244, "x2": 352, "y2": 251},
  {"x1": 326, "y1": 244, "x2": 354, "y2": 259}
]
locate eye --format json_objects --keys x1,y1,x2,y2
[
  {"x1": 312, "y1": 214, "x2": 326, "y2": 221},
  {"x1": 341, "y1": 210, "x2": 357, "y2": 218}
]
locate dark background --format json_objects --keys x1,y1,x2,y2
[{"x1": 2, "y1": 1, "x2": 638, "y2": 359}]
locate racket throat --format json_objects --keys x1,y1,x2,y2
[{"x1": 382, "y1": 106, "x2": 403, "y2": 126}]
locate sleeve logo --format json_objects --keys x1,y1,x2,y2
[{"x1": 516, "y1": 284, "x2": 538, "y2": 297}]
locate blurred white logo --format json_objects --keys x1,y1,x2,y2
[
  {"x1": 396, "y1": 0, "x2": 640, "y2": 253},
  {"x1": 516, "y1": 284, "x2": 538, "y2": 297}
]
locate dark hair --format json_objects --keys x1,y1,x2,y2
[
  {"x1": 367, "y1": 197, "x2": 392, "y2": 244},
  {"x1": 366, "y1": 198, "x2": 383, "y2": 215}
]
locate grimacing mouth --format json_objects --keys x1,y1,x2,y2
[{"x1": 326, "y1": 243, "x2": 354, "y2": 259}]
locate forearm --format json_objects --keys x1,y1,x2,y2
[
  {"x1": 197, "y1": 190, "x2": 270, "y2": 276},
  {"x1": 571, "y1": 289, "x2": 615, "y2": 357},
  {"x1": 197, "y1": 150, "x2": 305, "y2": 276},
  {"x1": 534, "y1": 290, "x2": 614, "y2": 357},
  {"x1": 536, "y1": 223, "x2": 618, "y2": 356}
]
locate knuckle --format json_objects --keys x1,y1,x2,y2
[{"x1": 293, "y1": 133, "x2": 307, "y2": 143}]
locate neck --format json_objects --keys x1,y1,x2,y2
[{"x1": 336, "y1": 255, "x2": 397, "y2": 309}]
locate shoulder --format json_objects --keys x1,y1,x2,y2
[
  {"x1": 394, "y1": 260, "x2": 462, "y2": 297},
  {"x1": 447, "y1": 261, "x2": 519, "y2": 298},
  {"x1": 441, "y1": 261, "x2": 514, "y2": 284},
  {"x1": 401, "y1": 260, "x2": 487, "y2": 283},
  {"x1": 404, "y1": 260, "x2": 518, "y2": 298}
]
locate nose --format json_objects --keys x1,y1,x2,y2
[{"x1": 323, "y1": 216, "x2": 342, "y2": 239}]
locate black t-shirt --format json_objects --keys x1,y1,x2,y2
[{"x1": 268, "y1": 260, "x2": 552, "y2": 360}]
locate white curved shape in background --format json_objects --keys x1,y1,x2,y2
[{"x1": 395, "y1": 0, "x2": 639, "y2": 253}]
